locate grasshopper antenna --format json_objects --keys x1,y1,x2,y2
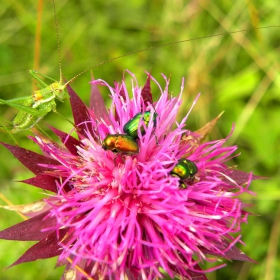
[
  {"x1": 52, "y1": 0, "x2": 63, "y2": 84},
  {"x1": 65, "y1": 25, "x2": 280, "y2": 86}
]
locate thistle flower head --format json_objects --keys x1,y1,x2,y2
[{"x1": 0, "y1": 71, "x2": 257, "y2": 280}]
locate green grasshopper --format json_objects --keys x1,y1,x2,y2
[
  {"x1": 0, "y1": 0, "x2": 76, "y2": 134},
  {"x1": 0, "y1": 0, "x2": 277, "y2": 134},
  {"x1": 0, "y1": 70, "x2": 67, "y2": 133}
]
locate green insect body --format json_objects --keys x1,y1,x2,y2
[
  {"x1": 12, "y1": 96, "x2": 46, "y2": 133},
  {"x1": 102, "y1": 111, "x2": 157, "y2": 155},
  {"x1": 0, "y1": 70, "x2": 67, "y2": 133},
  {"x1": 171, "y1": 159, "x2": 198, "y2": 189},
  {"x1": 179, "y1": 159, "x2": 198, "y2": 178},
  {"x1": 102, "y1": 134, "x2": 139, "y2": 154},
  {"x1": 123, "y1": 111, "x2": 157, "y2": 139}
]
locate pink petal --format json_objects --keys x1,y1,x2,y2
[
  {"x1": 223, "y1": 246, "x2": 256, "y2": 263},
  {"x1": 0, "y1": 142, "x2": 59, "y2": 174},
  {"x1": 141, "y1": 74, "x2": 152, "y2": 106},
  {"x1": 227, "y1": 170, "x2": 267, "y2": 185},
  {"x1": 66, "y1": 84, "x2": 92, "y2": 139},
  {"x1": 0, "y1": 211, "x2": 55, "y2": 241},
  {"x1": 90, "y1": 82, "x2": 111, "y2": 126},
  {"x1": 20, "y1": 175, "x2": 59, "y2": 193},
  {"x1": 188, "y1": 270, "x2": 208, "y2": 280},
  {"x1": 169, "y1": 263, "x2": 208, "y2": 280},
  {"x1": 8, "y1": 228, "x2": 68, "y2": 268},
  {"x1": 201, "y1": 242, "x2": 256, "y2": 263},
  {"x1": 48, "y1": 125, "x2": 81, "y2": 156}
]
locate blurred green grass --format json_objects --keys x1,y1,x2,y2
[{"x1": 0, "y1": 0, "x2": 279, "y2": 279}]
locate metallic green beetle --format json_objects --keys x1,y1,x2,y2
[
  {"x1": 102, "y1": 134, "x2": 139, "y2": 154},
  {"x1": 170, "y1": 159, "x2": 198, "y2": 189},
  {"x1": 102, "y1": 111, "x2": 157, "y2": 155},
  {"x1": 123, "y1": 111, "x2": 157, "y2": 139}
]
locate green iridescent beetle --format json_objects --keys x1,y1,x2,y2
[
  {"x1": 123, "y1": 111, "x2": 157, "y2": 139},
  {"x1": 102, "y1": 111, "x2": 157, "y2": 155},
  {"x1": 102, "y1": 134, "x2": 139, "y2": 154},
  {"x1": 170, "y1": 159, "x2": 198, "y2": 189}
]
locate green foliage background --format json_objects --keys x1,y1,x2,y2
[{"x1": 0, "y1": 0, "x2": 279, "y2": 279}]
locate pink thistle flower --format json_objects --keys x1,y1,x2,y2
[{"x1": 0, "y1": 71, "x2": 260, "y2": 279}]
